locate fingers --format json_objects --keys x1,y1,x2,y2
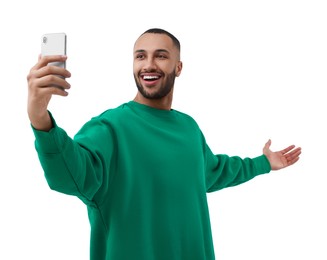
[
  {"x1": 31, "y1": 64, "x2": 71, "y2": 80},
  {"x1": 28, "y1": 73, "x2": 71, "y2": 97},
  {"x1": 27, "y1": 55, "x2": 71, "y2": 95},
  {"x1": 284, "y1": 147, "x2": 302, "y2": 166},
  {"x1": 38, "y1": 74, "x2": 71, "y2": 91},
  {"x1": 33, "y1": 55, "x2": 67, "y2": 70},
  {"x1": 287, "y1": 155, "x2": 300, "y2": 166},
  {"x1": 279, "y1": 145, "x2": 296, "y2": 155},
  {"x1": 29, "y1": 55, "x2": 70, "y2": 78},
  {"x1": 286, "y1": 147, "x2": 302, "y2": 158}
]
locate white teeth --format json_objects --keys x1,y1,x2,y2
[{"x1": 143, "y1": 75, "x2": 159, "y2": 80}]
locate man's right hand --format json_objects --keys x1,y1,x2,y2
[{"x1": 27, "y1": 55, "x2": 71, "y2": 131}]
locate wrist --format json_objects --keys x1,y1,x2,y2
[{"x1": 29, "y1": 110, "x2": 53, "y2": 132}]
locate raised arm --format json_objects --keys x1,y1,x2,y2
[{"x1": 27, "y1": 55, "x2": 71, "y2": 131}]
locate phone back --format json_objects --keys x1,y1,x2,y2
[{"x1": 41, "y1": 33, "x2": 67, "y2": 68}]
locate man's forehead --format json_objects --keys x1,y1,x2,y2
[{"x1": 134, "y1": 33, "x2": 174, "y2": 52}]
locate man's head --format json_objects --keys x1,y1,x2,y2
[
  {"x1": 133, "y1": 28, "x2": 183, "y2": 101},
  {"x1": 140, "y1": 28, "x2": 181, "y2": 59}
]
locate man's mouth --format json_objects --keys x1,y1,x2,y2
[
  {"x1": 141, "y1": 73, "x2": 162, "y2": 82},
  {"x1": 143, "y1": 75, "x2": 160, "y2": 81}
]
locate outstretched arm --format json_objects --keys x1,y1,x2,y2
[{"x1": 263, "y1": 139, "x2": 301, "y2": 170}]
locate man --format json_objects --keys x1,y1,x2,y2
[{"x1": 27, "y1": 28, "x2": 301, "y2": 260}]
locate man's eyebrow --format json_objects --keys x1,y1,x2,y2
[
  {"x1": 155, "y1": 49, "x2": 169, "y2": 53},
  {"x1": 134, "y1": 49, "x2": 170, "y2": 54}
]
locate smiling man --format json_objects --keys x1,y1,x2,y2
[
  {"x1": 133, "y1": 30, "x2": 182, "y2": 108},
  {"x1": 27, "y1": 28, "x2": 301, "y2": 260}
]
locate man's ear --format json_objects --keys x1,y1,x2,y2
[{"x1": 175, "y1": 61, "x2": 183, "y2": 77}]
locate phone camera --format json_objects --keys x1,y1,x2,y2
[{"x1": 43, "y1": 37, "x2": 47, "y2": 44}]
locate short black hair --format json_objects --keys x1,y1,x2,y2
[{"x1": 141, "y1": 28, "x2": 181, "y2": 53}]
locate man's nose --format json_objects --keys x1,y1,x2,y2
[{"x1": 143, "y1": 57, "x2": 157, "y2": 71}]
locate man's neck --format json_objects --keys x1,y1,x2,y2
[{"x1": 133, "y1": 92, "x2": 173, "y2": 110}]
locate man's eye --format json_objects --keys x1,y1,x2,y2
[
  {"x1": 157, "y1": 54, "x2": 167, "y2": 59},
  {"x1": 136, "y1": 54, "x2": 144, "y2": 59}
]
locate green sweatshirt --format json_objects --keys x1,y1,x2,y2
[{"x1": 32, "y1": 101, "x2": 271, "y2": 260}]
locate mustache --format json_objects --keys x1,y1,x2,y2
[{"x1": 139, "y1": 69, "x2": 163, "y2": 75}]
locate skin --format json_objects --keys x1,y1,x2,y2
[{"x1": 26, "y1": 32, "x2": 301, "y2": 170}]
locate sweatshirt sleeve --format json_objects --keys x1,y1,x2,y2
[
  {"x1": 205, "y1": 143, "x2": 271, "y2": 192},
  {"x1": 32, "y1": 112, "x2": 115, "y2": 205}
]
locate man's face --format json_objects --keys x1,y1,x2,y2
[{"x1": 133, "y1": 33, "x2": 182, "y2": 99}]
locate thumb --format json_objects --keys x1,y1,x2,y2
[{"x1": 263, "y1": 139, "x2": 272, "y2": 153}]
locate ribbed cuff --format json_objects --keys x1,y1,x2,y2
[
  {"x1": 253, "y1": 154, "x2": 272, "y2": 174},
  {"x1": 31, "y1": 112, "x2": 67, "y2": 154}
]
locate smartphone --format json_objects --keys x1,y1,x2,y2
[{"x1": 41, "y1": 32, "x2": 67, "y2": 68}]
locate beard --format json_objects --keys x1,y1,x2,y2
[{"x1": 134, "y1": 70, "x2": 176, "y2": 100}]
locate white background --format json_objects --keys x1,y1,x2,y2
[{"x1": 1, "y1": 0, "x2": 326, "y2": 259}]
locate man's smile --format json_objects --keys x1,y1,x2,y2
[{"x1": 140, "y1": 73, "x2": 162, "y2": 86}]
